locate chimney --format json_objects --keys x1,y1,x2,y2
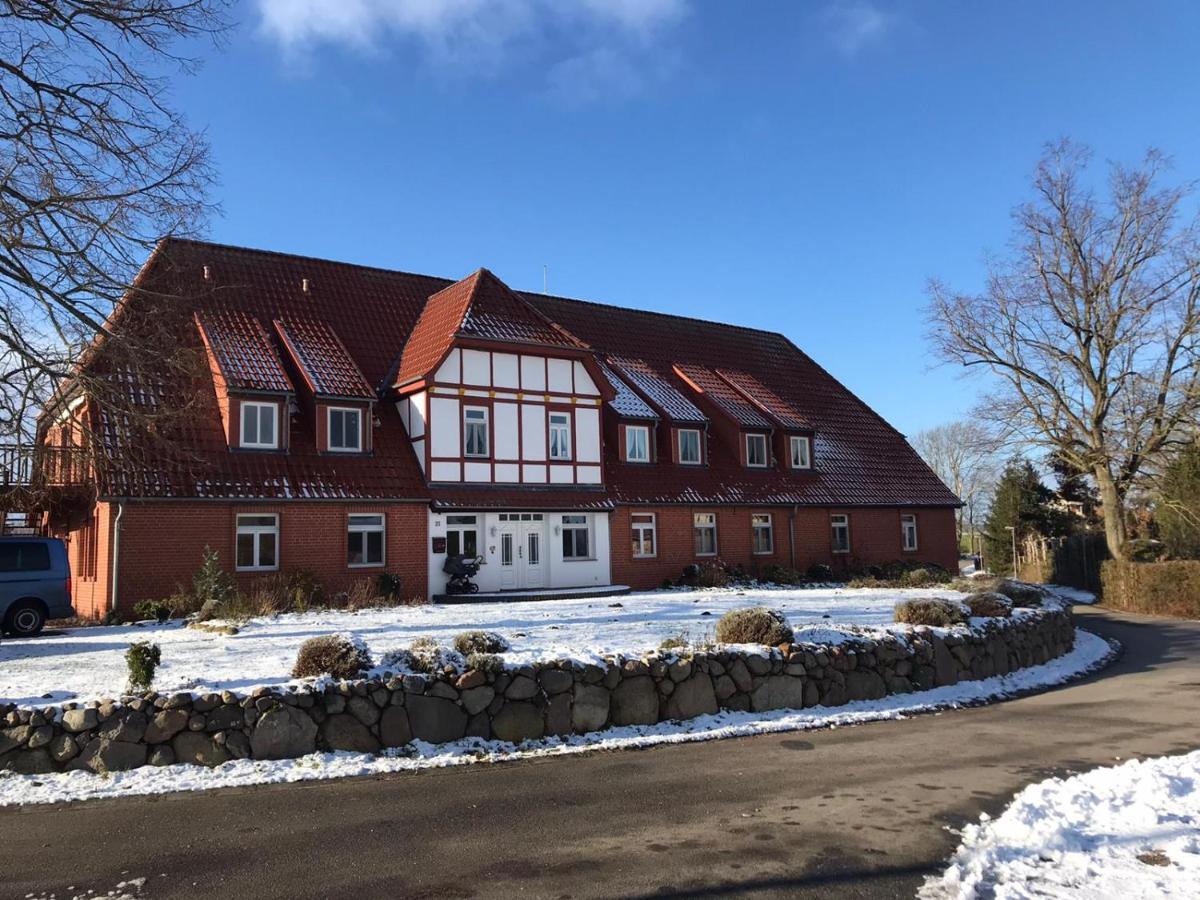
[
  {"x1": 301, "y1": 278, "x2": 310, "y2": 294},
  {"x1": 202, "y1": 265, "x2": 211, "y2": 281}
]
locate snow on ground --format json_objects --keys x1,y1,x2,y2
[
  {"x1": 923, "y1": 749, "x2": 1200, "y2": 899},
  {"x1": 0, "y1": 584, "x2": 969, "y2": 707},
  {"x1": 0, "y1": 628, "x2": 1115, "y2": 807}
]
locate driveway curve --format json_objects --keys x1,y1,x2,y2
[{"x1": 3, "y1": 606, "x2": 1198, "y2": 899}]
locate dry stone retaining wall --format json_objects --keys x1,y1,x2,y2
[{"x1": 0, "y1": 606, "x2": 1075, "y2": 776}]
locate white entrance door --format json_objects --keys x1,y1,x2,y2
[
  {"x1": 522, "y1": 524, "x2": 545, "y2": 589},
  {"x1": 496, "y1": 514, "x2": 546, "y2": 590}
]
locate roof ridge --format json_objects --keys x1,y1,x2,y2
[
  {"x1": 162, "y1": 238, "x2": 791, "y2": 347},
  {"x1": 470, "y1": 268, "x2": 590, "y2": 350}
]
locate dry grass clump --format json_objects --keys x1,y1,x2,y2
[
  {"x1": 964, "y1": 592, "x2": 1014, "y2": 618},
  {"x1": 715, "y1": 607, "x2": 794, "y2": 646},
  {"x1": 292, "y1": 634, "x2": 372, "y2": 679},
  {"x1": 465, "y1": 653, "x2": 506, "y2": 676},
  {"x1": 658, "y1": 633, "x2": 689, "y2": 652},
  {"x1": 452, "y1": 630, "x2": 509, "y2": 656},
  {"x1": 994, "y1": 579, "x2": 1045, "y2": 607},
  {"x1": 893, "y1": 597, "x2": 969, "y2": 627}
]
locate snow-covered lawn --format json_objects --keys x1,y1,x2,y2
[
  {"x1": 0, "y1": 629, "x2": 1115, "y2": 806},
  {"x1": 923, "y1": 749, "x2": 1200, "y2": 899},
  {"x1": 0, "y1": 585, "x2": 968, "y2": 707}
]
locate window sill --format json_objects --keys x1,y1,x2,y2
[
  {"x1": 236, "y1": 567, "x2": 279, "y2": 573},
  {"x1": 632, "y1": 554, "x2": 658, "y2": 560},
  {"x1": 831, "y1": 550, "x2": 850, "y2": 555},
  {"x1": 348, "y1": 562, "x2": 386, "y2": 569},
  {"x1": 752, "y1": 550, "x2": 774, "y2": 556},
  {"x1": 563, "y1": 557, "x2": 597, "y2": 563},
  {"x1": 695, "y1": 552, "x2": 718, "y2": 558}
]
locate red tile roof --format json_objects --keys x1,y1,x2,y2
[
  {"x1": 607, "y1": 357, "x2": 706, "y2": 423},
  {"x1": 674, "y1": 364, "x2": 774, "y2": 430},
  {"x1": 597, "y1": 360, "x2": 658, "y2": 420},
  {"x1": 394, "y1": 268, "x2": 586, "y2": 390},
  {"x1": 716, "y1": 369, "x2": 812, "y2": 430},
  {"x1": 194, "y1": 310, "x2": 293, "y2": 394},
  {"x1": 80, "y1": 238, "x2": 958, "y2": 508},
  {"x1": 274, "y1": 316, "x2": 373, "y2": 400}
]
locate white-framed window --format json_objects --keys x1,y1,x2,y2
[
  {"x1": 631, "y1": 512, "x2": 656, "y2": 558},
  {"x1": 348, "y1": 513, "x2": 385, "y2": 567},
  {"x1": 901, "y1": 513, "x2": 918, "y2": 551},
  {"x1": 562, "y1": 514, "x2": 590, "y2": 560},
  {"x1": 327, "y1": 407, "x2": 361, "y2": 452},
  {"x1": 752, "y1": 513, "x2": 774, "y2": 554},
  {"x1": 236, "y1": 513, "x2": 279, "y2": 571},
  {"x1": 549, "y1": 412, "x2": 572, "y2": 460},
  {"x1": 463, "y1": 406, "x2": 489, "y2": 458},
  {"x1": 678, "y1": 428, "x2": 701, "y2": 465},
  {"x1": 831, "y1": 514, "x2": 850, "y2": 554},
  {"x1": 240, "y1": 401, "x2": 278, "y2": 449},
  {"x1": 445, "y1": 514, "x2": 479, "y2": 558},
  {"x1": 790, "y1": 435, "x2": 811, "y2": 469},
  {"x1": 745, "y1": 433, "x2": 768, "y2": 467},
  {"x1": 694, "y1": 512, "x2": 717, "y2": 556},
  {"x1": 625, "y1": 425, "x2": 650, "y2": 463}
]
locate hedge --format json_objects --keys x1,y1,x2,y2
[{"x1": 1100, "y1": 560, "x2": 1200, "y2": 619}]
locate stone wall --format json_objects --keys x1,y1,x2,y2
[{"x1": 0, "y1": 606, "x2": 1075, "y2": 776}]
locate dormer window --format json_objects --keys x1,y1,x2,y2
[
  {"x1": 678, "y1": 428, "x2": 701, "y2": 465},
  {"x1": 328, "y1": 407, "x2": 362, "y2": 452},
  {"x1": 745, "y1": 433, "x2": 768, "y2": 467},
  {"x1": 463, "y1": 406, "x2": 489, "y2": 457},
  {"x1": 790, "y1": 435, "x2": 811, "y2": 469},
  {"x1": 241, "y1": 401, "x2": 278, "y2": 449},
  {"x1": 625, "y1": 425, "x2": 650, "y2": 463}
]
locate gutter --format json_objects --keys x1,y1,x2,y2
[{"x1": 110, "y1": 502, "x2": 124, "y2": 615}]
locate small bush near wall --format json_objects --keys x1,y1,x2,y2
[
  {"x1": 1101, "y1": 560, "x2": 1200, "y2": 619},
  {"x1": 894, "y1": 598, "x2": 968, "y2": 627}
]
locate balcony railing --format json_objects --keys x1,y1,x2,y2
[{"x1": 0, "y1": 443, "x2": 92, "y2": 490}]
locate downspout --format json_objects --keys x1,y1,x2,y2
[{"x1": 110, "y1": 502, "x2": 125, "y2": 615}]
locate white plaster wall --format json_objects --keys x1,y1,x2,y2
[
  {"x1": 493, "y1": 353, "x2": 520, "y2": 389},
  {"x1": 575, "y1": 407, "x2": 601, "y2": 463},
  {"x1": 548, "y1": 358, "x2": 573, "y2": 393},
  {"x1": 431, "y1": 461, "x2": 460, "y2": 481},
  {"x1": 521, "y1": 403, "x2": 546, "y2": 460},
  {"x1": 494, "y1": 403, "x2": 519, "y2": 460},
  {"x1": 494, "y1": 463, "x2": 520, "y2": 482},
  {"x1": 520, "y1": 355, "x2": 546, "y2": 391},
  {"x1": 573, "y1": 361, "x2": 599, "y2": 395},
  {"x1": 434, "y1": 349, "x2": 460, "y2": 384},
  {"x1": 576, "y1": 464, "x2": 601, "y2": 484},
  {"x1": 461, "y1": 349, "x2": 490, "y2": 385},
  {"x1": 549, "y1": 464, "x2": 574, "y2": 484},
  {"x1": 430, "y1": 396, "x2": 460, "y2": 457}
]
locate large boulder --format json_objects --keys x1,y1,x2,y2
[
  {"x1": 97, "y1": 709, "x2": 148, "y2": 743},
  {"x1": 504, "y1": 675, "x2": 539, "y2": 700},
  {"x1": 750, "y1": 675, "x2": 807, "y2": 712},
  {"x1": 662, "y1": 674, "x2": 718, "y2": 720},
  {"x1": 78, "y1": 737, "x2": 148, "y2": 773},
  {"x1": 379, "y1": 707, "x2": 412, "y2": 747},
  {"x1": 845, "y1": 670, "x2": 887, "y2": 702},
  {"x1": 250, "y1": 704, "x2": 318, "y2": 760},
  {"x1": 545, "y1": 693, "x2": 571, "y2": 736},
  {"x1": 61, "y1": 708, "x2": 98, "y2": 733},
  {"x1": 48, "y1": 733, "x2": 79, "y2": 763},
  {"x1": 320, "y1": 714, "x2": 380, "y2": 754},
  {"x1": 491, "y1": 702, "x2": 544, "y2": 743},
  {"x1": 538, "y1": 669, "x2": 574, "y2": 695},
  {"x1": 172, "y1": 732, "x2": 230, "y2": 767},
  {"x1": 143, "y1": 708, "x2": 190, "y2": 743},
  {"x1": 406, "y1": 695, "x2": 467, "y2": 744},
  {"x1": 572, "y1": 684, "x2": 610, "y2": 733},
  {"x1": 0, "y1": 726, "x2": 30, "y2": 754},
  {"x1": 610, "y1": 676, "x2": 658, "y2": 726},
  {"x1": 460, "y1": 686, "x2": 495, "y2": 716},
  {"x1": 931, "y1": 637, "x2": 959, "y2": 687}
]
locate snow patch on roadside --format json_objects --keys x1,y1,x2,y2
[
  {"x1": 922, "y1": 747, "x2": 1200, "y2": 899},
  {"x1": 0, "y1": 628, "x2": 1116, "y2": 807}
]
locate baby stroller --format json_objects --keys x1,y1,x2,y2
[{"x1": 443, "y1": 553, "x2": 484, "y2": 595}]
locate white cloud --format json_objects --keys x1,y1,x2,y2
[
  {"x1": 256, "y1": 0, "x2": 689, "y2": 93},
  {"x1": 823, "y1": 0, "x2": 897, "y2": 56}
]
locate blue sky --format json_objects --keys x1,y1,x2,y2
[{"x1": 173, "y1": 0, "x2": 1200, "y2": 436}]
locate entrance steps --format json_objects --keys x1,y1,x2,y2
[{"x1": 434, "y1": 584, "x2": 631, "y2": 605}]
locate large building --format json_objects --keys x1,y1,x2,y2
[{"x1": 34, "y1": 239, "x2": 960, "y2": 616}]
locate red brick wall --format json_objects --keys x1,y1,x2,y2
[
  {"x1": 64, "y1": 501, "x2": 113, "y2": 620},
  {"x1": 612, "y1": 505, "x2": 959, "y2": 589},
  {"x1": 100, "y1": 501, "x2": 428, "y2": 615}
]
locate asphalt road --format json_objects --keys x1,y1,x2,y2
[{"x1": 3, "y1": 606, "x2": 1198, "y2": 900}]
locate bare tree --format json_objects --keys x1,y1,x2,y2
[
  {"x1": 911, "y1": 420, "x2": 1000, "y2": 549},
  {"x1": 928, "y1": 141, "x2": 1200, "y2": 559},
  {"x1": 0, "y1": 0, "x2": 229, "y2": 451}
]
